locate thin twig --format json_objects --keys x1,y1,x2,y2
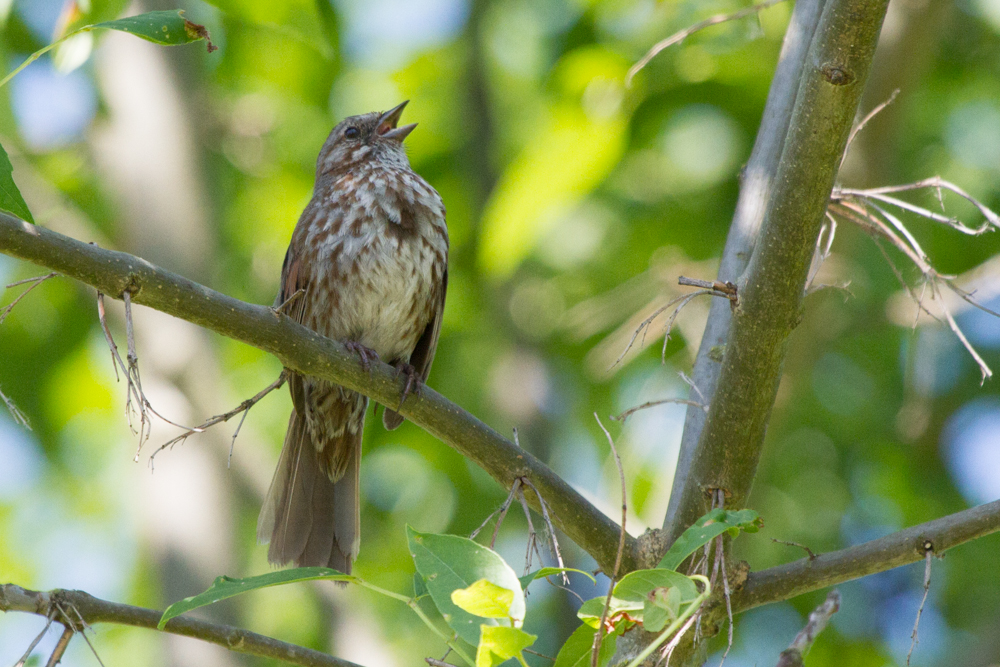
[
  {"x1": 43, "y1": 625, "x2": 73, "y2": 667},
  {"x1": 13, "y1": 611, "x2": 54, "y2": 666},
  {"x1": 591, "y1": 414, "x2": 627, "y2": 667},
  {"x1": 659, "y1": 612, "x2": 699, "y2": 666},
  {"x1": 58, "y1": 600, "x2": 106, "y2": 667},
  {"x1": 1, "y1": 271, "x2": 57, "y2": 325},
  {"x1": 148, "y1": 371, "x2": 288, "y2": 467},
  {"x1": 611, "y1": 289, "x2": 715, "y2": 369},
  {"x1": 626, "y1": 0, "x2": 788, "y2": 86},
  {"x1": 907, "y1": 542, "x2": 934, "y2": 666},
  {"x1": 771, "y1": 538, "x2": 817, "y2": 561},
  {"x1": 516, "y1": 487, "x2": 545, "y2": 575},
  {"x1": 1, "y1": 384, "x2": 30, "y2": 429},
  {"x1": 718, "y1": 538, "x2": 734, "y2": 667},
  {"x1": 524, "y1": 648, "x2": 557, "y2": 662},
  {"x1": 775, "y1": 590, "x2": 841, "y2": 667},
  {"x1": 425, "y1": 659, "x2": 460, "y2": 667},
  {"x1": 842, "y1": 89, "x2": 899, "y2": 166},
  {"x1": 520, "y1": 476, "x2": 570, "y2": 584},
  {"x1": 612, "y1": 397, "x2": 708, "y2": 423}
]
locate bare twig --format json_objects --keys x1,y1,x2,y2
[
  {"x1": 718, "y1": 538, "x2": 734, "y2": 667},
  {"x1": 659, "y1": 612, "x2": 699, "y2": 666},
  {"x1": 56, "y1": 600, "x2": 106, "y2": 667},
  {"x1": 805, "y1": 216, "x2": 837, "y2": 293},
  {"x1": 520, "y1": 477, "x2": 570, "y2": 584},
  {"x1": 1, "y1": 384, "x2": 30, "y2": 428},
  {"x1": 771, "y1": 538, "x2": 817, "y2": 561},
  {"x1": 907, "y1": 542, "x2": 934, "y2": 666},
  {"x1": 842, "y1": 89, "x2": 899, "y2": 166},
  {"x1": 425, "y1": 660, "x2": 460, "y2": 667},
  {"x1": 468, "y1": 477, "x2": 521, "y2": 543},
  {"x1": 775, "y1": 590, "x2": 841, "y2": 667},
  {"x1": 591, "y1": 414, "x2": 627, "y2": 667},
  {"x1": 0, "y1": 271, "x2": 57, "y2": 325},
  {"x1": 516, "y1": 487, "x2": 545, "y2": 575},
  {"x1": 13, "y1": 611, "x2": 54, "y2": 666},
  {"x1": 524, "y1": 648, "x2": 556, "y2": 662},
  {"x1": 828, "y1": 181, "x2": 1000, "y2": 382},
  {"x1": 274, "y1": 288, "x2": 305, "y2": 314},
  {"x1": 612, "y1": 397, "x2": 708, "y2": 423},
  {"x1": 611, "y1": 289, "x2": 715, "y2": 369},
  {"x1": 43, "y1": 625, "x2": 73, "y2": 667},
  {"x1": 626, "y1": 0, "x2": 788, "y2": 86},
  {"x1": 149, "y1": 371, "x2": 288, "y2": 467}
]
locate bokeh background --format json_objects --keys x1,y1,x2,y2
[{"x1": 1, "y1": 0, "x2": 1000, "y2": 665}]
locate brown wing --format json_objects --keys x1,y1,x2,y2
[{"x1": 383, "y1": 267, "x2": 447, "y2": 430}]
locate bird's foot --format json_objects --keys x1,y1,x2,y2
[
  {"x1": 394, "y1": 361, "x2": 420, "y2": 410},
  {"x1": 344, "y1": 341, "x2": 380, "y2": 372}
]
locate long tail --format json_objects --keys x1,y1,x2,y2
[{"x1": 257, "y1": 411, "x2": 360, "y2": 573}]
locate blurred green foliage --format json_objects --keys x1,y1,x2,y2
[{"x1": 1, "y1": 0, "x2": 999, "y2": 665}]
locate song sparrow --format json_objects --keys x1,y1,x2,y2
[{"x1": 257, "y1": 101, "x2": 448, "y2": 573}]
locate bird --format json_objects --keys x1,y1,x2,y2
[{"x1": 257, "y1": 101, "x2": 448, "y2": 573}]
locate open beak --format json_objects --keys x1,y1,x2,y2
[{"x1": 377, "y1": 100, "x2": 417, "y2": 142}]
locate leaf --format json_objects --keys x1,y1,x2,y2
[
  {"x1": 612, "y1": 569, "x2": 698, "y2": 607},
  {"x1": 0, "y1": 143, "x2": 32, "y2": 223},
  {"x1": 407, "y1": 526, "x2": 526, "y2": 645},
  {"x1": 642, "y1": 586, "x2": 681, "y2": 633},
  {"x1": 476, "y1": 626, "x2": 536, "y2": 667},
  {"x1": 519, "y1": 567, "x2": 596, "y2": 590},
  {"x1": 158, "y1": 567, "x2": 354, "y2": 628},
  {"x1": 658, "y1": 508, "x2": 763, "y2": 571},
  {"x1": 92, "y1": 10, "x2": 216, "y2": 51},
  {"x1": 451, "y1": 579, "x2": 515, "y2": 619},
  {"x1": 553, "y1": 624, "x2": 618, "y2": 667}
]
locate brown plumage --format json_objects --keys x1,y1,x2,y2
[{"x1": 257, "y1": 102, "x2": 448, "y2": 573}]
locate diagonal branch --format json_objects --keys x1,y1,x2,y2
[
  {"x1": 734, "y1": 499, "x2": 1000, "y2": 612},
  {"x1": 0, "y1": 584, "x2": 362, "y2": 667},
  {"x1": 0, "y1": 211, "x2": 636, "y2": 575}
]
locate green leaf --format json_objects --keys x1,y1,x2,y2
[
  {"x1": 612, "y1": 569, "x2": 698, "y2": 607},
  {"x1": 553, "y1": 624, "x2": 617, "y2": 667},
  {"x1": 407, "y1": 526, "x2": 525, "y2": 645},
  {"x1": 158, "y1": 567, "x2": 354, "y2": 629},
  {"x1": 476, "y1": 626, "x2": 536, "y2": 667},
  {"x1": 0, "y1": 11, "x2": 216, "y2": 90},
  {"x1": 451, "y1": 579, "x2": 515, "y2": 619},
  {"x1": 657, "y1": 509, "x2": 763, "y2": 571},
  {"x1": 642, "y1": 587, "x2": 681, "y2": 632},
  {"x1": 92, "y1": 11, "x2": 216, "y2": 49},
  {"x1": 518, "y1": 567, "x2": 596, "y2": 590},
  {"x1": 0, "y1": 143, "x2": 33, "y2": 223}
]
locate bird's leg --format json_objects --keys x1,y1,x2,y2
[
  {"x1": 394, "y1": 361, "x2": 420, "y2": 410},
  {"x1": 344, "y1": 340, "x2": 380, "y2": 372}
]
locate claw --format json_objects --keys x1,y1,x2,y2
[
  {"x1": 344, "y1": 341, "x2": 379, "y2": 372},
  {"x1": 395, "y1": 361, "x2": 420, "y2": 410}
]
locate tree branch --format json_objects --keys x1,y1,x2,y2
[
  {"x1": 0, "y1": 584, "x2": 361, "y2": 667},
  {"x1": 666, "y1": 0, "x2": 890, "y2": 540},
  {"x1": 734, "y1": 499, "x2": 1000, "y2": 612},
  {"x1": 0, "y1": 211, "x2": 636, "y2": 575},
  {"x1": 664, "y1": 0, "x2": 825, "y2": 538}
]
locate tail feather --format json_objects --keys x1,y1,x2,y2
[{"x1": 258, "y1": 411, "x2": 361, "y2": 573}]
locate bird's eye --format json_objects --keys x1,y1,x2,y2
[{"x1": 344, "y1": 127, "x2": 360, "y2": 139}]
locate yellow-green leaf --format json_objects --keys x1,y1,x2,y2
[
  {"x1": 451, "y1": 578, "x2": 516, "y2": 619},
  {"x1": 476, "y1": 625, "x2": 536, "y2": 667}
]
